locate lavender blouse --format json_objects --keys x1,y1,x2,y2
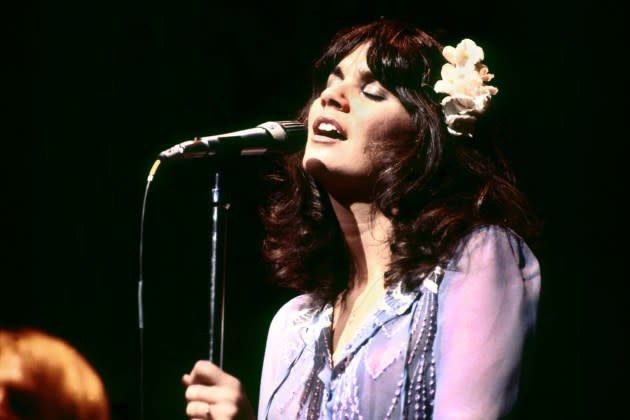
[{"x1": 258, "y1": 225, "x2": 541, "y2": 419}]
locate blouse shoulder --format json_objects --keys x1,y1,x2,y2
[
  {"x1": 259, "y1": 294, "x2": 321, "y2": 419},
  {"x1": 432, "y1": 225, "x2": 541, "y2": 418},
  {"x1": 448, "y1": 225, "x2": 539, "y2": 279},
  {"x1": 267, "y1": 293, "x2": 321, "y2": 339}
]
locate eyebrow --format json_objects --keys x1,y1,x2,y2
[{"x1": 330, "y1": 65, "x2": 376, "y2": 82}]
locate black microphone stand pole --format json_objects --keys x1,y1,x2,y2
[{"x1": 209, "y1": 170, "x2": 228, "y2": 367}]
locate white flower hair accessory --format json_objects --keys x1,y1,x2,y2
[{"x1": 433, "y1": 38, "x2": 498, "y2": 137}]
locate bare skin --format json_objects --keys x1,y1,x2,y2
[{"x1": 182, "y1": 361, "x2": 255, "y2": 420}]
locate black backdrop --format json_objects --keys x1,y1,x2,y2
[{"x1": 4, "y1": 1, "x2": 626, "y2": 419}]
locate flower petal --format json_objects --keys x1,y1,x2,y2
[{"x1": 433, "y1": 38, "x2": 498, "y2": 137}]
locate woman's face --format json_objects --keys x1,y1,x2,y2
[{"x1": 303, "y1": 43, "x2": 414, "y2": 197}]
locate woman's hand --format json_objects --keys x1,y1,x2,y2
[{"x1": 182, "y1": 360, "x2": 256, "y2": 420}]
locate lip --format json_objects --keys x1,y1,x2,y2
[{"x1": 311, "y1": 116, "x2": 347, "y2": 141}]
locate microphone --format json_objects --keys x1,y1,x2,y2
[{"x1": 158, "y1": 120, "x2": 306, "y2": 160}]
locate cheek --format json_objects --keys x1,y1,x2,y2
[
  {"x1": 367, "y1": 111, "x2": 414, "y2": 145},
  {"x1": 363, "y1": 111, "x2": 414, "y2": 159}
]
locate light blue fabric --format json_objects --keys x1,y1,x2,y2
[{"x1": 258, "y1": 225, "x2": 541, "y2": 419}]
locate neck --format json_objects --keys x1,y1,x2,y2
[{"x1": 328, "y1": 194, "x2": 392, "y2": 290}]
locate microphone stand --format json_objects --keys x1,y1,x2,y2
[{"x1": 209, "y1": 171, "x2": 228, "y2": 367}]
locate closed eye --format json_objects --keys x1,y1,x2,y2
[
  {"x1": 325, "y1": 66, "x2": 344, "y2": 89},
  {"x1": 362, "y1": 82, "x2": 387, "y2": 101},
  {"x1": 362, "y1": 90, "x2": 385, "y2": 101}
]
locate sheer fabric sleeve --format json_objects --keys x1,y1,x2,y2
[
  {"x1": 257, "y1": 294, "x2": 312, "y2": 420},
  {"x1": 432, "y1": 226, "x2": 541, "y2": 420}
]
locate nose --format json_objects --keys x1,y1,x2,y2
[{"x1": 319, "y1": 83, "x2": 350, "y2": 112}]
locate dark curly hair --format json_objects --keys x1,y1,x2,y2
[{"x1": 261, "y1": 19, "x2": 542, "y2": 305}]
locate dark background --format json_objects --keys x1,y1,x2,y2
[{"x1": 4, "y1": 0, "x2": 625, "y2": 419}]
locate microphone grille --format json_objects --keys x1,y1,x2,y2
[{"x1": 258, "y1": 120, "x2": 306, "y2": 143}]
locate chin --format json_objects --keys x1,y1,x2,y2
[{"x1": 302, "y1": 157, "x2": 328, "y2": 177}]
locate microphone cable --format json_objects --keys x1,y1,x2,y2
[{"x1": 137, "y1": 158, "x2": 161, "y2": 420}]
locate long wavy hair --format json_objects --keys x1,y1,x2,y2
[{"x1": 261, "y1": 19, "x2": 542, "y2": 305}]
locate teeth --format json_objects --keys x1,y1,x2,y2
[{"x1": 317, "y1": 122, "x2": 340, "y2": 134}]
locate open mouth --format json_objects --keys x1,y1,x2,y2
[{"x1": 313, "y1": 117, "x2": 346, "y2": 140}]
